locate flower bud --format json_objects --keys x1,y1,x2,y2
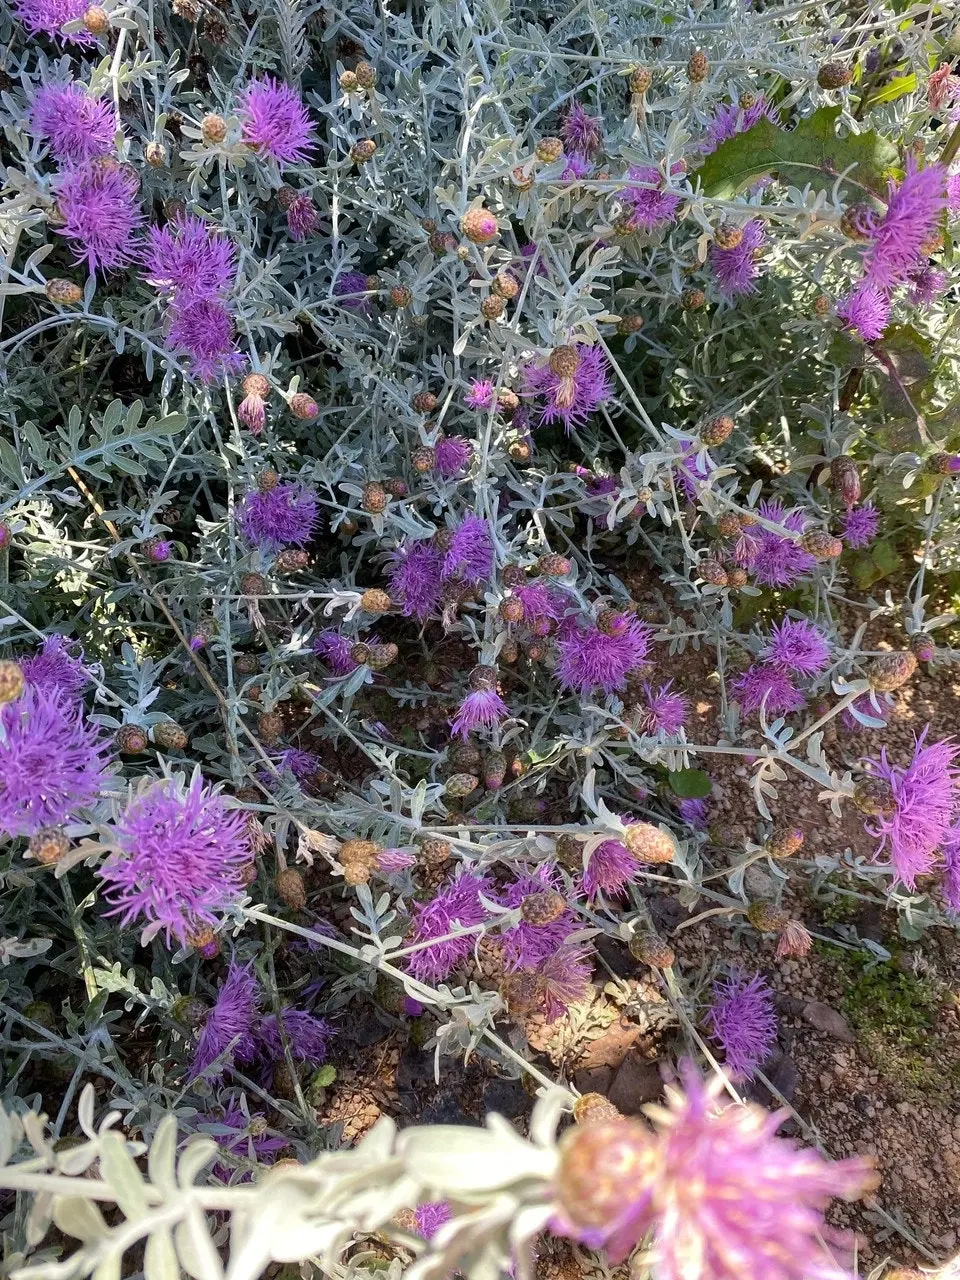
[
  {"x1": 418, "y1": 837, "x2": 451, "y2": 867},
  {"x1": 83, "y1": 4, "x2": 109, "y2": 32},
  {"x1": 360, "y1": 588, "x2": 392, "y2": 614},
  {"x1": 481, "y1": 295, "x2": 505, "y2": 320},
  {"x1": 538, "y1": 553, "x2": 571, "y2": 577},
  {"x1": 746, "y1": 901, "x2": 790, "y2": 932},
  {"x1": 499, "y1": 971, "x2": 543, "y2": 1012},
  {"x1": 829, "y1": 455, "x2": 861, "y2": 507},
  {"x1": 617, "y1": 315, "x2": 644, "y2": 336},
  {"x1": 628, "y1": 931, "x2": 675, "y2": 967},
  {"x1": 535, "y1": 137, "x2": 564, "y2": 163},
  {"x1": 461, "y1": 207, "x2": 499, "y2": 244},
  {"x1": 511, "y1": 165, "x2": 535, "y2": 191},
  {"x1": 700, "y1": 415, "x2": 734, "y2": 447},
  {"x1": 801, "y1": 531, "x2": 843, "y2": 560},
  {"x1": 767, "y1": 826, "x2": 804, "y2": 858},
  {"x1": 201, "y1": 113, "x2": 227, "y2": 144},
  {"x1": 153, "y1": 721, "x2": 188, "y2": 751},
  {"x1": 909, "y1": 633, "x2": 935, "y2": 663},
  {"x1": 573, "y1": 1093, "x2": 622, "y2": 1125},
  {"x1": 492, "y1": 271, "x2": 520, "y2": 300},
  {"x1": 556, "y1": 1120, "x2": 656, "y2": 1230},
  {"x1": 520, "y1": 890, "x2": 567, "y2": 925},
  {"x1": 411, "y1": 445, "x2": 436, "y2": 473},
  {"x1": 623, "y1": 822, "x2": 676, "y2": 864},
  {"x1": 412, "y1": 391, "x2": 437, "y2": 413},
  {"x1": 445, "y1": 772, "x2": 479, "y2": 797},
  {"x1": 276, "y1": 548, "x2": 309, "y2": 573},
  {"x1": 171, "y1": 995, "x2": 208, "y2": 1028},
  {"x1": 716, "y1": 512, "x2": 741, "y2": 538},
  {"x1": 240, "y1": 571, "x2": 267, "y2": 597},
  {"x1": 867, "y1": 650, "x2": 917, "y2": 692},
  {"x1": 681, "y1": 287, "x2": 706, "y2": 311},
  {"x1": 289, "y1": 392, "x2": 319, "y2": 421},
  {"x1": 699, "y1": 559, "x2": 728, "y2": 587},
  {"x1": 276, "y1": 867, "x2": 307, "y2": 911},
  {"x1": 818, "y1": 60, "x2": 852, "y2": 88},
  {"x1": 727, "y1": 566, "x2": 748, "y2": 588},
  {"x1": 361, "y1": 481, "x2": 389, "y2": 514},
  {"x1": 28, "y1": 826, "x2": 70, "y2": 866},
  {"x1": 499, "y1": 597, "x2": 524, "y2": 624},
  {"x1": 355, "y1": 61, "x2": 377, "y2": 89},
  {"x1": 390, "y1": 285, "x2": 412, "y2": 308},
  {"x1": 686, "y1": 50, "x2": 709, "y2": 82},
  {"x1": 339, "y1": 70, "x2": 359, "y2": 92},
  {"x1": 853, "y1": 777, "x2": 896, "y2": 817},
  {"x1": 629, "y1": 66, "x2": 652, "y2": 94},
  {"x1": 117, "y1": 724, "x2": 148, "y2": 753},
  {"x1": 386, "y1": 477, "x2": 408, "y2": 499},
  {"x1": 142, "y1": 536, "x2": 171, "y2": 563},
  {"x1": 926, "y1": 452, "x2": 960, "y2": 475},
  {"x1": 483, "y1": 749, "x2": 507, "y2": 791},
  {"x1": 351, "y1": 139, "x2": 378, "y2": 163},
  {"x1": 145, "y1": 141, "x2": 167, "y2": 168},
  {"x1": 366, "y1": 642, "x2": 399, "y2": 670},
  {"x1": 45, "y1": 278, "x2": 82, "y2": 305},
  {"x1": 713, "y1": 223, "x2": 743, "y2": 251}
]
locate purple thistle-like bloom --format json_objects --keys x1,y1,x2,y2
[
  {"x1": 841, "y1": 690, "x2": 890, "y2": 732},
  {"x1": 674, "y1": 442, "x2": 715, "y2": 502},
  {"x1": 12, "y1": 0, "x2": 89, "y2": 40},
  {"x1": 450, "y1": 687, "x2": 509, "y2": 739},
  {"x1": 0, "y1": 688, "x2": 110, "y2": 837},
  {"x1": 313, "y1": 629, "x2": 358, "y2": 675},
  {"x1": 31, "y1": 84, "x2": 114, "y2": 165},
  {"x1": 388, "y1": 539, "x2": 445, "y2": 619},
  {"x1": 464, "y1": 379, "x2": 495, "y2": 410},
  {"x1": 862, "y1": 730, "x2": 960, "y2": 890},
  {"x1": 705, "y1": 969, "x2": 778, "y2": 1078},
  {"x1": 561, "y1": 102, "x2": 602, "y2": 156},
  {"x1": 539, "y1": 943, "x2": 593, "y2": 1022},
  {"x1": 257, "y1": 1009, "x2": 335, "y2": 1063},
  {"x1": 377, "y1": 847, "x2": 417, "y2": 873},
  {"x1": 760, "y1": 617, "x2": 831, "y2": 676},
  {"x1": 948, "y1": 172, "x2": 960, "y2": 213},
  {"x1": 702, "y1": 95, "x2": 776, "y2": 153},
  {"x1": 622, "y1": 165, "x2": 682, "y2": 232},
  {"x1": 414, "y1": 1202, "x2": 452, "y2": 1239},
  {"x1": 678, "y1": 797, "x2": 709, "y2": 830},
  {"x1": 862, "y1": 159, "x2": 947, "y2": 291},
  {"x1": 142, "y1": 216, "x2": 236, "y2": 304},
  {"x1": 499, "y1": 865, "x2": 576, "y2": 969},
  {"x1": 522, "y1": 345, "x2": 612, "y2": 433},
  {"x1": 238, "y1": 483, "x2": 319, "y2": 550},
  {"x1": 731, "y1": 665, "x2": 806, "y2": 717},
  {"x1": 98, "y1": 775, "x2": 250, "y2": 946},
  {"x1": 710, "y1": 217, "x2": 765, "y2": 297},
  {"x1": 557, "y1": 617, "x2": 651, "y2": 697},
  {"x1": 168, "y1": 298, "x2": 245, "y2": 384},
  {"x1": 943, "y1": 827, "x2": 960, "y2": 914},
  {"x1": 214, "y1": 1107, "x2": 287, "y2": 1178},
  {"x1": 442, "y1": 515, "x2": 494, "y2": 584},
  {"x1": 909, "y1": 265, "x2": 948, "y2": 306},
  {"x1": 561, "y1": 151, "x2": 592, "y2": 182},
  {"x1": 333, "y1": 271, "x2": 370, "y2": 311},
  {"x1": 641, "y1": 681, "x2": 688, "y2": 736},
  {"x1": 747, "y1": 501, "x2": 817, "y2": 588},
  {"x1": 239, "y1": 77, "x2": 317, "y2": 166},
  {"x1": 836, "y1": 281, "x2": 890, "y2": 343},
  {"x1": 435, "y1": 436, "x2": 472, "y2": 477},
  {"x1": 553, "y1": 1064, "x2": 876, "y2": 1274},
  {"x1": 286, "y1": 194, "x2": 319, "y2": 241},
  {"x1": 270, "y1": 749, "x2": 322, "y2": 782},
  {"x1": 21, "y1": 635, "x2": 90, "y2": 701},
  {"x1": 190, "y1": 961, "x2": 259, "y2": 1078},
  {"x1": 582, "y1": 839, "x2": 639, "y2": 898},
  {"x1": 405, "y1": 872, "x2": 490, "y2": 984},
  {"x1": 841, "y1": 503, "x2": 880, "y2": 549},
  {"x1": 513, "y1": 582, "x2": 568, "y2": 628},
  {"x1": 55, "y1": 161, "x2": 143, "y2": 275}
]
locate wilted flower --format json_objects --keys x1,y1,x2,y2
[
  {"x1": 710, "y1": 217, "x2": 765, "y2": 296},
  {"x1": 776, "y1": 919, "x2": 813, "y2": 958},
  {"x1": 98, "y1": 774, "x2": 250, "y2": 945},
  {"x1": 760, "y1": 617, "x2": 830, "y2": 676},
  {"x1": 239, "y1": 77, "x2": 317, "y2": 165},
  {"x1": 238, "y1": 484, "x2": 319, "y2": 550},
  {"x1": 21, "y1": 635, "x2": 90, "y2": 701},
  {"x1": 387, "y1": 539, "x2": 445, "y2": 619},
  {"x1": 836, "y1": 281, "x2": 890, "y2": 343},
  {"x1": 557, "y1": 617, "x2": 651, "y2": 697},
  {"x1": 621, "y1": 165, "x2": 682, "y2": 231},
  {"x1": 861, "y1": 159, "x2": 947, "y2": 290},
  {"x1": 190, "y1": 960, "x2": 259, "y2": 1077},
  {"x1": 582, "y1": 839, "x2": 638, "y2": 898},
  {"x1": 841, "y1": 503, "x2": 880, "y2": 549},
  {"x1": 640, "y1": 680, "x2": 688, "y2": 735},
  {"x1": 168, "y1": 298, "x2": 245, "y2": 383},
  {"x1": 404, "y1": 872, "x2": 491, "y2": 984},
  {"x1": 257, "y1": 1009, "x2": 335, "y2": 1064},
  {"x1": 561, "y1": 102, "x2": 602, "y2": 156},
  {"x1": 31, "y1": 83, "x2": 114, "y2": 164},
  {"x1": 450, "y1": 686, "x2": 509, "y2": 738},
  {"x1": 441, "y1": 515, "x2": 494, "y2": 583},
  {"x1": 499, "y1": 866, "x2": 576, "y2": 968},
  {"x1": 464, "y1": 379, "x2": 495, "y2": 410},
  {"x1": 705, "y1": 969, "x2": 778, "y2": 1078},
  {"x1": 313, "y1": 630, "x2": 359, "y2": 675},
  {"x1": 539, "y1": 943, "x2": 593, "y2": 1021},
  {"x1": 522, "y1": 345, "x2": 612, "y2": 432},
  {"x1": 55, "y1": 161, "x2": 143, "y2": 275},
  {"x1": 730, "y1": 664, "x2": 806, "y2": 717},
  {"x1": 142, "y1": 215, "x2": 236, "y2": 304}
]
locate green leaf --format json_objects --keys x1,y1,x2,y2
[
  {"x1": 312, "y1": 1064, "x2": 337, "y2": 1088},
  {"x1": 863, "y1": 71, "x2": 917, "y2": 108},
  {"x1": 697, "y1": 106, "x2": 898, "y2": 199},
  {"x1": 847, "y1": 537, "x2": 903, "y2": 589},
  {"x1": 667, "y1": 768, "x2": 713, "y2": 799}
]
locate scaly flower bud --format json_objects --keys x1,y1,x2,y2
[
  {"x1": 116, "y1": 724, "x2": 148, "y2": 754},
  {"x1": 767, "y1": 826, "x2": 804, "y2": 858},
  {"x1": 45, "y1": 279, "x2": 82, "y2": 305},
  {"x1": 623, "y1": 822, "x2": 676, "y2": 865},
  {"x1": 574, "y1": 1093, "x2": 622, "y2": 1124},
  {"x1": 868, "y1": 650, "x2": 917, "y2": 692},
  {"x1": 0, "y1": 661, "x2": 24, "y2": 705},
  {"x1": 801, "y1": 531, "x2": 843, "y2": 560},
  {"x1": 275, "y1": 867, "x2": 306, "y2": 911},
  {"x1": 686, "y1": 50, "x2": 709, "y2": 82},
  {"x1": 909, "y1": 633, "x2": 935, "y2": 662},
  {"x1": 520, "y1": 890, "x2": 567, "y2": 925},
  {"x1": 700, "y1": 415, "x2": 734, "y2": 447},
  {"x1": 28, "y1": 826, "x2": 70, "y2": 866},
  {"x1": 628, "y1": 931, "x2": 675, "y2": 967},
  {"x1": 746, "y1": 901, "x2": 790, "y2": 932},
  {"x1": 829, "y1": 455, "x2": 861, "y2": 507},
  {"x1": 818, "y1": 60, "x2": 852, "y2": 88},
  {"x1": 461, "y1": 207, "x2": 499, "y2": 244}
]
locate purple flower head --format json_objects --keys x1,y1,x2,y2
[
  {"x1": 239, "y1": 77, "x2": 317, "y2": 166},
  {"x1": 31, "y1": 84, "x2": 114, "y2": 165},
  {"x1": 836, "y1": 281, "x2": 890, "y2": 343},
  {"x1": 678, "y1": 797, "x2": 709, "y2": 830},
  {"x1": 414, "y1": 1202, "x2": 452, "y2": 1239},
  {"x1": 948, "y1": 172, "x2": 960, "y2": 213},
  {"x1": 238, "y1": 483, "x2": 319, "y2": 551},
  {"x1": 909, "y1": 265, "x2": 948, "y2": 306},
  {"x1": 557, "y1": 617, "x2": 651, "y2": 697},
  {"x1": 388, "y1": 539, "x2": 444, "y2": 619},
  {"x1": 540, "y1": 943, "x2": 593, "y2": 1022},
  {"x1": 499, "y1": 865, "x2": 576, "y2": 968},
  {"x1": 257, "y1": 1009, "x2": 335, "y2": 1064},
  {"x1": 168, "y1": 297, "x2": 245, "y2": 384},
  {"x1": 98, "y1": 774, "x2": 250, "y2": 946},
  {"x1": 561, "y1": 103, "x2": 602, "y2": 156},
  {"x1": 731, "y1": 665, "x2": 806, "y2": 717},
  {"x1": 405, "y1": 872, "x2": 490, "y2": 984},
  {"x1": 435, "y1": 436, "x2": 472, "y2": 477},
  {"x1": 313, "y1": 629, "x2": 358, "y2": 675},
  {"x1": 21, "y1": 636, "x2": 90, "y2": 701},
  {"x1": 377, "y1": 847, "x2": 416, "y2": 873},
  {"x1": 710, "y1": 217, "x2": 765, "y2": 296},
  {"x1": 861, "y1": 159, "x2": 947, "y2": 290},
  {"x1": 513, "y1": 582, "x2": 568, "y2": 628},
  {"x1": 0, "y1": 688, "x2": 110, "y2": 837},
  {"x1": 863, "y1": 729, "x2": 960, "y2": 889},
  {"x1": 841, "y1": 503, "x2": 880, "y2": 549},
  {"x1": 674, "y1": 442, "x2": 715, "y2": 502},
  {"x1": 841, "y1": 690, "x2": 890, "y2": 733},
  {"x1": 142, "y1": 216, "x2": 236, "y2": 304},
  {"x1": 269, "y1": 749, "x2": 322, "y2": 782},
  {"x1": 622, "y1": 165, "x2": 682, "y2": 232},
  {"x1": 12, "y1": 0, "x2": 89, "y2": 41},
  {"x1": 561, "y1": 152, "x2": 592, "y2": 182},
  {"x1": 702, "y1": 95, "x2": 776, "y2": 153},
  {"x1": 450, "y1": 687, "x2": 509, "y2": 739},
  {"x1": 333, "y1": 271, "x2": 370, "y2": 311},
  {"x1": 641, "y1": 680, "x2": 688, "y2": 736},
  {"x1": 213, "y1": 1107, "x2": 287, "y2": 1179},
  {"x1": 522, "y1": 345, "x2": 612, "y2": 433},
  {"x1": 747, "y1": 501, "x2": 816, "y2": 587},
  {"x1": 55, "y1": 161, "x2": 143, "y2": 275},
  {"x1": 760, "y1": 617, "x2": 831, "y2": 676},
  {"x1": 943, "y1": 827, "x2": 960, "y2": 914},
  {"x1": 286, "y1": 194, "x2": 319, "y2": 241},
  {"x1": 464, "y1": 379, "x2": 495, "y2": 410},
  {"x1": 441, "y1": 515, "x2": 494, "y2": 584},
  {"x1": 705, "y1": 969, "x2": 778, "y2": 1078},
  {"x1": 190, "y1": 960, "x2": 260, "y2": 1078},
  {"x1": 582, "y1": 839, "x2": 639, "y2": 898}
]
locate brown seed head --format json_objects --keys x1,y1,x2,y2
[
  {"x1": 413, "y1": 391, "x2": 438, "y2": 413},
  {"x1": 340, "y1": 839, "x2": 382, "y2": 866},
  {"x1": 538, "y1": 553, "x2": 571, "y2": 577},
  {"x1": 535, "y1": 137, "x2": 564, "y2": 164},
  {"x1": 276, "y1": 868, "x2": 307, "y2": 911},
  {"x1": 366, "y1": 642, "x2": 399, "y2": 670},
  {"x1": 244, "y1": 374, "x2": 271, "y2": 402},
  {"x1": 390, "y1": 285, "x2": 412, "y2": 308},
  {"x1": 499, "y1": 597, "x2": 524, "y2": 624},
  {"x1": 499, "y1": 970, "x2": 544, "y2": 1013},
  {"x1": 681, "y1": 287, "x2": 707, "y2": 311},
  {"x1": 45, "y1": 279, "x2": 83, "y2": 305},
  {"x1": 83, "y1": 5, "x2": 109, "y2": 32},
  {"x1": 686, "y1": 50, "x2": 709, "y2": 82},
  {"x1": 623, "y1": 822, "x2": 676, "y2": 865},
  {"x1": 727, "y1": 566, "x2": 748, "y2": 588},
  {"x1": 361, "y1": 481, "x2": 389, "y2": 514},
  {"x1": 418, "y1": 837, "x2": 452, "y2": 867},
  {"x1": 276, "y1": 549, "x2": 310, "y2": 573},
  {"x1": 257, "y1": 711, "x2": 284, "y2": 744},
  {"x1": 492, "y1": 271, "x2": 520, "y2": 299},
  {"x1": 153, "y1": 721, "x2": 188, "y2": 751},
  {"x1": 360, "y1": 588, "x2": 392, "y2": 614},
  {"x1": 145, "y1": 141, "x2": 167, "y2": 167},
  {"x1": 549, "y1": 345, "x2": 580, "y2": 378},
  {"x1": 628, "y1": 932, "x2": 675, "y2": 968},
  {"x1": 497, "y1": 388, "x2": 520, "y2": 416},
  {"x1": 716, "y1": 512, "x2": 741, "y2": 538},
  {"x1": 481, "y1": 296, "x2": 505, "y2": 320},
  {"x1": 351, "y1": 139, "x2": 377, "y2": 163},
  {"x1": 818, "y1": 60, "x2": 852, "y2": 89},
  {"x1": 573, "y1": 1093, "x2": 622, "y2": 1126},
  {"x1": 511, "y1": 166, "x2": 535, "y2": 191},
  {"x1": 240, "y1": 571, "x2": 267, "y2": 597}
]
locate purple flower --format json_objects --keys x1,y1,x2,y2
[
  {"x1": 862, "y1": 730, "x2": 959, "y2": 889},
  {"x1": 841, "y1": 503, "x2": 880, "y2": 549},
  {"x1": 640, "y1": 681, "x2": 688, "y2": 735},
  {"x1": 333, "y1": 271, "x2": 370, "y2": 311},
  {"x1": 702, "y1": 95, "x2": 776, "y2": 153},
  {"x1": 674, "y1": 442, "x2": 715, "y2": 501},
  {"x1": 21, "y1": 636, "x2": 90, "y2": 701},
  {"x1": 98, "y1": 775, "x2": 250, "y2": 946},
  {"x1": 522, "y1": 345, "x2": 612, "y2": 433},
  {"x1": 710, "y1": 218, "x2": 765, "y2": 296},
  {"x1": 705, "y1": 969, "x2": 778, "y2": 1078},
  {"x1": 540, "y1": 943, "x2": 593, "y2": 1021},
  {"x1": 313, "y1": 630, "x2": 358, "y2": 675},
  {"x1": 405, "y1": 872, "x2": 490, "y2": 984},
  {"x1": 678, "y1": 797, "x2": 709, "y2": 830},
  {"x1": 168, "y1": 298, "x2": 245, "y2": 384},
  {"x1": 561, "y1": 151, "x2": 592, "y2": 182},
  {"x1": 747, "y1": 501, "x2": 816, "y2": 588},
  {"x1": 862, "y1": 160, "x2": 946, "y2": 291},
  {"x1": 388, "y1": 539, "x2": 445, "y2": 619},
  {"x1": 908, "y1": 265, "x2": 948, "y2": 306},
  {"x1": 213, "y1": 1106, "x2": 287, "y2": 1178},
  {"x1": 450, "y1": 687, "x2": 509, "y2": 739},
  {"x1": 377, "y1": 847, "x2": 416, "y2": 873},
  {"x1": 441, "y1": 515, "x2": 494, "y2": 584},
  {"x1": 731, "y1": 665, "x2": 806, "y2": 717},
  {"x1": 141, "y1": 216, "x2": 236, "y2": 304},
  {"x1": 948, "y1": 172, "x2": 960, "y2": 213},
  {"x1": 841, "y1": 691, "x2": 890, "y2": 732},
  {"x1": 55, "y1": 161, "x2": 143, "y2": 275},
  {"x1": 269, "y1": 749, "x2": 322, "y2": 782},
  {"x1": 0, "y1": 688, "x2": 110, "y2": 837},
  {"x1": 238, "y1": 483, "x2": 319, "y2": 550},
  {"x1": 190, "y1": 960, "x2": 259, "y2": 1078},
  {"x1": 464, "y1": 379, "x2": 495, "y2": 410},
  {"x1": 622, "y1": 165, "x2": 682, "y2": 232},
  {"x1": 561, "y1": 103, "x2": 602, "y2": 156},
  {"x1": 836, "y1": 282, "x2": 890, "y2": 343},
  {"x1": 943, "y1": 827, "x2": 960, "y2": 914},
  {"x1": 414, "y1": 1202, "x2": 452, "y2": 1239},
  {"x1": 31, "y1": 84, "x2": 114, "y2": 165},
  {"x1": 12, "y1": 0, "x2": 89, "y2": 41},
  {"x1": 286, "y1": 194, "x2": 319, "y2": 241},
  {"x1": 435, "y1": 436, "x2": 472, "y2": 477},
  {"x1": 239, "y1": 77, "x2": 317, "y2": 166},
  {"x1": 760, "y1": 617, "x2": 830, "y2": 676},
  {"x1": 498, "y1": 865, "x2": 576, "y2": 968},
  {"x1": 257, "y1": 1009, "x2": 335, "y2": 1064},
  {"x1": 513, "y1": 582, "x2": 567, "y2": 629},
  {"x1": 557, "y1": 617, "x2": 650, "y2": 697},
  {"x1": 582, "y1": 839, "x2": 638, "y2": 898}
]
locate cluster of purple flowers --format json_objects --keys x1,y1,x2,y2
[
  {"x1": 388, "y1": 516, "x2": 494, "y2": 619},
  {"x1": 732, "y1": 616, "x2": 830, "y2": 719},
  {"x1": 556, "y1": 613, "x2": 651, "y2": 698}
]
